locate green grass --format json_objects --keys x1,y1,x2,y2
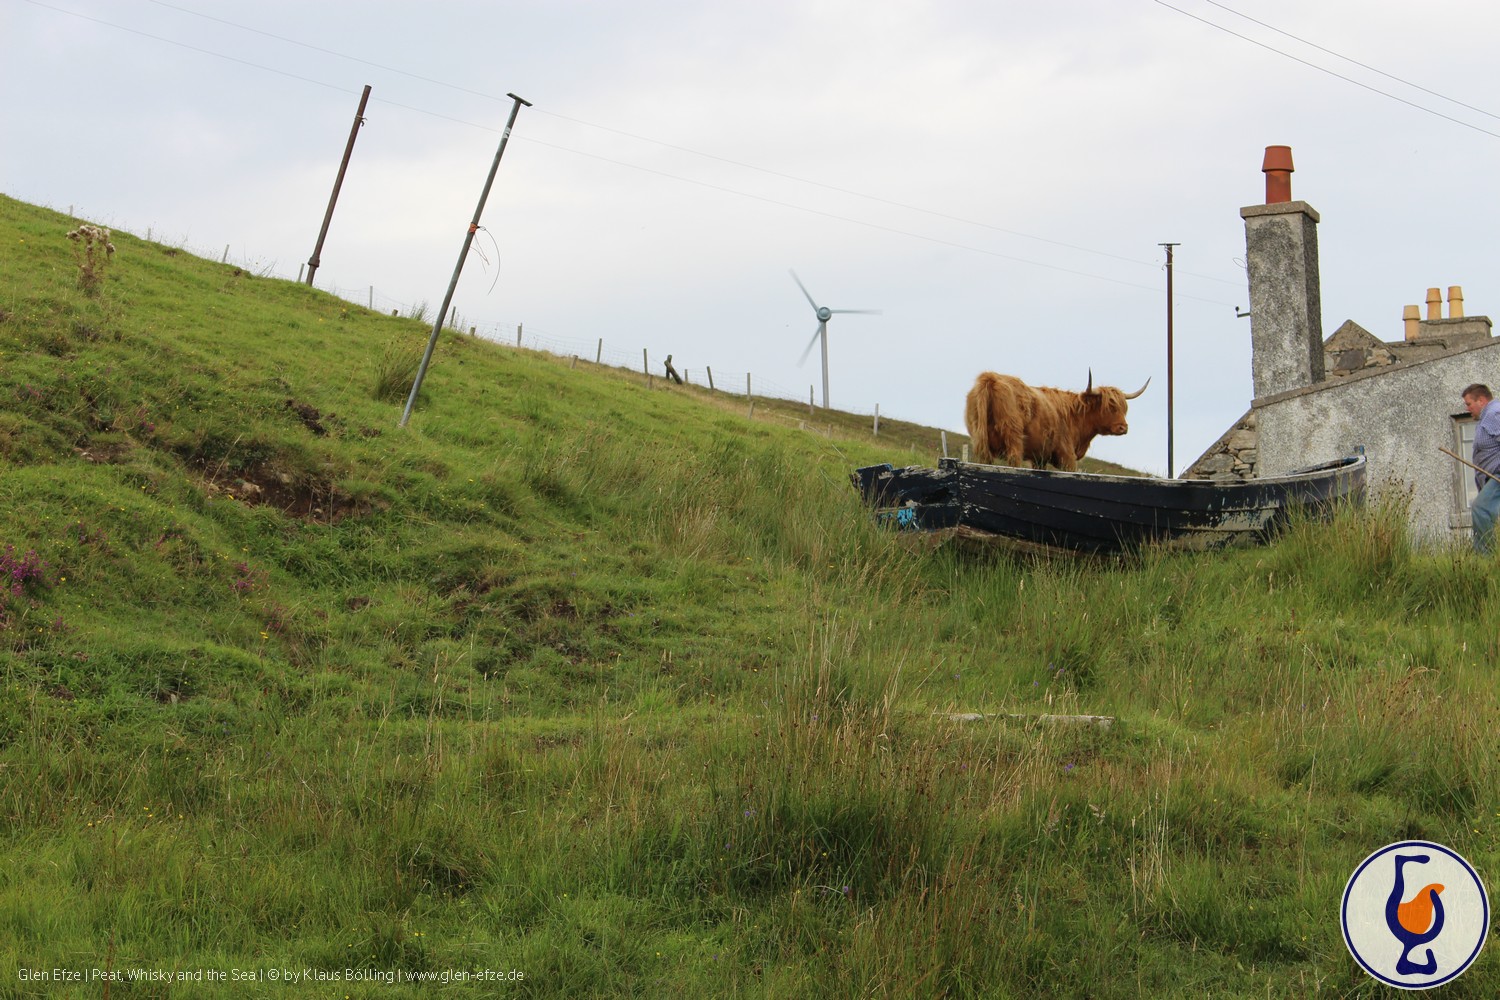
[{"x1": 3, "y1": 192, "x2": 1500, "y2": 997}]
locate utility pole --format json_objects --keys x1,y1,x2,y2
[
  {"x1": 401, "y1": 93, "x2": 531, "y2": 428},
  {"x1": 1160, "y1": 243, "x2": 1180, "y2": 478},
  {"x1": 306, "y1": 85, "x2": 371, "y2": 286}
]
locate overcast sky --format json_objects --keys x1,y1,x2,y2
[{"x1": 6, "y1": 0, "x2": 1499, "y2": 475}]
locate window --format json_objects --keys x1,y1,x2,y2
[{"x1": 1455, "y1": 413, "x2": 1479, "y2": 526}]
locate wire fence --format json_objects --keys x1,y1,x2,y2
[{"x1": 129, "y1": 228, "x2": 885, "y2": 420}]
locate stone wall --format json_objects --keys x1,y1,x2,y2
[{"x1": 1184, "y1": 412, "x2": 1257, "y2": 482}]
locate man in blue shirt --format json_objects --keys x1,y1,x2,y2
[{"x1": 1463, "y1": 383, "x2": 1500, "y2": 553}]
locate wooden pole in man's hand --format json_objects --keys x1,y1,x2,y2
[{"x1": 1439, "y1": 446, "x2": 1500, "y2": 484}]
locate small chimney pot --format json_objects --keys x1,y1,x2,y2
[
  {"x1": 1403, "y1": 304, "x2": 1421, "y2": 341},
  {"x1": 1262, "y1": 145, "x2": 1294, "y2": 204},
  {"x1": 1449, "y1": 285, "x2": 1465, "y2": 319},
  {"x1": 1426, "y1": 287, "x2": 1442, "y2": 321}
]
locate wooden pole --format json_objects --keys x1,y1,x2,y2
[
  {"x1": 1441, "y1": 446, "x2": 1500, "y2": 483},
  {"x1": 809, "y1": 386, "x2": 815, "y2": 416},
  {"x1": 1161, "y1": 242, "x2": 1180, "y2": 478},
  {"x1": 307, "y1": 84, "x2": 372, "y2": 286},
  {"x1": 707, "y1": 367, "x2": 715, "y2": 392},
  {"x1": 596, "y1": 338, "x2": 603, "y2": 364},
  {"x1": 941, "y1": 431, "x2": 949, "y2": 459},
  {"x1": 873, "y1": 404, "x2": 880, "y2": 437}
]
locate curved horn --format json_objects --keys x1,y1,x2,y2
[
  {"x1": 1123, "y1": 376, "x2": 1151, "y2": 400},
  {"x1": 1085, "y1": 369, "x2": 1093, "y2": 394}
]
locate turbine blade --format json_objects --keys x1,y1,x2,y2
[
  {"x1": 798, "y1": 324, "x2": 823, "y2": 366},
  {"x1": 828, "y1": 308, "x2": 882, "y2": 315},
  {"x1": 789, "y1": 269, "x2": 819, "y2": 313}
]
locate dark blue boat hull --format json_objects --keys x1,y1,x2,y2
[{"x1": 852, "y1": 456, "x2": 1366, "y2": 553}]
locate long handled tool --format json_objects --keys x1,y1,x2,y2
[{"x1": 1439, "y1": 446, "x2": 1500, "y2": 484}]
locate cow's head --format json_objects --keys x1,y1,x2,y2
[{"x1": 1082, "y1": 371, "x2": 1150, "y2": 436}]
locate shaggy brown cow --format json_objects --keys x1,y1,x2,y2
[{"x1": 964, "y1": 371, "x2": 1149, "y2": 470}]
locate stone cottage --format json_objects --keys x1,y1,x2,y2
[{"x1": 1185, "y1": 146, "x2": 1498, "y2": 546}]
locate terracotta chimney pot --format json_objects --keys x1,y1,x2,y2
[
  {"x1": 1449, "y1": 285, "x2": 1465, "y2": 319},
  {"x1": 1426, "y1": 287, "x2": 1442, "y2": 321},
  {"x1": 1403, "y1": 304, "x2": 1421, "y2": 341},
  {"x1": 1262, "y1": 145, "x2": 1294, "y2": 204}
]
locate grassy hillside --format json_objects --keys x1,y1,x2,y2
[{"x1": 3, "y1": 191, "x2": 1499, "y2": 998}]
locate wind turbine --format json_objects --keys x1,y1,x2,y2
[{"x1": 790, "y1": 269, "x2": 881, "y2": 410}]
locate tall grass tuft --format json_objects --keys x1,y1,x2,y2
[{"x1": 371, "y1": 334, "x2": 426, "y2": 402}]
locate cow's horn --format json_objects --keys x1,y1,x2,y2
[
  {"x1": 1085, "y1": 369, "x2": 1093, "y2": 394},
  {"x1": 1123, "y1": 377, "x2": 1151, "y2": 400}
]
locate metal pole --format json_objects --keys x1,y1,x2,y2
[
  {"x1": 819, "y1": 328, "x2": 830, "y2": 409},
  {"x1": 401, "y1": 94, "x2": 531, "y2": 427},
  {"x1": 307, "y1": 85, "x2": 371, "y2": 286},
  {"x1": 1160, "y1": 242, "x2": 1179, "y2": 478}
]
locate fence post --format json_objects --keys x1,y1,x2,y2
[
  {"x1": 707, "y1": 367, "x2": 715, "y2": 392},
  {"x1": 571, "y1": 355, "x2": 578, "y2": 369},
  {"x1": 222, "y1": 245, "x2": 230, "y2": 263},
  {"x1": 941, "y1": 431, "x2": 949, "y2": 459},
  {"x1": 298, "y1": 263, "x2": 305, "y2": 283},
  {"x1": 516, "y1": 324, "x2": 522, "y2": 347},
  {"x1": 746, "y1": 374, "x2": 753, "y2": 419},
  {"x1": 873, "y1": 404, "x2": 880, "y2": 437},
  {"x1": 962, "y1": 444, "x2": 970, "y2": 462},
  {"x1": 643, "y1": 349, "x2": 650, "y2": 387},
  {"x1": 596, "y1": 338, "x2": 603, "y2": 364},
  {"x1": 369, "y1": 286, "x2": 374, "y2": 310},
  {"x1": 808, "y1": 387, "x2": 814, "y2": 416}
]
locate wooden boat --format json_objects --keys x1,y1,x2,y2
[{"x1": 851, "y1": 455, "x2": 1366, "y2": 554}]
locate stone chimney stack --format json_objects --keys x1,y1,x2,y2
[{"x1": 1241, "y1": 146, "x2": 1324, "y2": 399}]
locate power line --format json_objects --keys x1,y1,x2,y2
[
  {"x1": 21, "y1": 0, "x2": 352, "y2": 96},
  {"x1": 1202, "y1": 0, "x2": 1500, "y2": 124},
  {"x1": 1152, "y1": 0, "x2": 1500, "y2": 141},
  {"x1": 120, "y1": 0, "x2": 1232, "y2": 284},
  {"x1": 22, "y1": 0, "x2": 1239, "y2": 302}
]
